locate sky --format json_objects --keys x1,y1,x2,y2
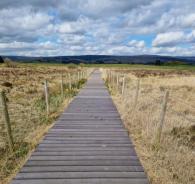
[{"x1": 0, "y1": 0, "x2": 195, "y2": 56}]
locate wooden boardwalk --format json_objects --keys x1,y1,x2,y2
[{"x1": 11, "y1": 70, "x2": 149, "y2": 184}]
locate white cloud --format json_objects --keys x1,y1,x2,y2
[
  {"x1": 58, "y1": 16, "x2": 90, "y2": 34},
  {"x1": 182, "y1": 13, "x2": 195, "y2": 27},
  {"x1": 150, "y1": 46, "x2": 195, "y2": 56},
  {"x1": 0, "y1": 7, "x2": 53, "y2": 43},
  {"x1": 152, "y1": 32, "x2": 185, "y2": 47},
  {"x1": 187, "y1": 30, "x2": 195, "y2": 42},
  {"x1": 128, "y1": 40, "x2": 145, "y2": 48},
  {"x1": 0, "y1": 41, "x2": 57, "y2": 54},
  {"x1": 152, "y1": 30, "x2": 195, "y2": 47}
]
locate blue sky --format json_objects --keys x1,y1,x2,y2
[{"x1": 0, "y1": 0, "x2": 195, "y2": 56}]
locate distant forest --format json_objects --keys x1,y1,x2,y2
[{"x1": 1, "y1": 55, "x2": 195, "y2": 65}]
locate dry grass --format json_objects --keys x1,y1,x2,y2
[
  {"x1": 0, "y1": 63, "x2": 89, "y2": 183},
  {"x1": 104, "y1": 69, "x2": 195, "y2": 184}
]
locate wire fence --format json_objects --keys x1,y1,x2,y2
[
  {"x1": 103, "y1": 69, "x2": 195, "y2": 148},
  {"x1": 0, "y1": 69, "x2": 92, "y2": 154}
]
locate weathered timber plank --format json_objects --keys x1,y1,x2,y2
[
  {"x1": 42, "y1": 138, "x2": 130, "y2": 141},
  {"x1": 40, "y1": 140, "x2": 131, "y2": 144},
  {"x1": 15, "y1": 171, "x2": 147, "y2": 179},
  {"x1": 11, "y1": 178, "x2": 149, "y2": 184},
  {"x1": 32, "y1": 150, "x2": 136, "y2": 156},
  {"x1": 29, "y1": 155, "x2": 139, "y2": 161},
  {"x1": 20, "y1": 165, "x2": 144, "y2": 173},
  {"x1": 25, "y1": 160, "x2": 141, "y2": 166},
  {"x1": 46, "y1": 132, "x2": 128, "y2": 136}
]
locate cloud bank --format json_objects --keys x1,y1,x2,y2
[{"x1": 0, "y1": 0, "x2": 194, "y2": 56}]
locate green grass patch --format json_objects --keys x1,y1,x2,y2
[
  {"x1": 2, "y1": 62, "x2": 195, "y2": 72},
  {"x1": 84, "y1": 63, "x2": 195, "y2": 71}
]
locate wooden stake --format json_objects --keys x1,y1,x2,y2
[
  {"x1": 0, "y1": 91, "x2": 14, "y2": 152},
  {"x1": 114, "y1": 73, "x2": 117, "y2": 90},
  {"x1": 77, "y1": 72, "x2": 80, "y2": 88},
  {"x1": 83, "y1": 71, "x2": 85, "y2": 79},
  {"x1": 68, "y1": 73, "x2": 72, "y2": 90},
  {"x1": 134, "y1": 79, "x2": 140, "y2": 108},
  {"x1": 155, "y1": 91, "x2": 169, "y2": 144},
  {"x1": 61, "y1": 74, "x2": 64, "y2": 99},
  {"x1": 121, "y1": 76, "x2": 125, "y2": 95},
  {"x1": 44, "y1": 80, "x2": 49, "y2": 116},
  {"x1": 112, "y1": 72, "x2": 115, "y2": 88},
  {"x1": 110, "y1": 72, "x2": 113, "y2": 88},
  {"x1": 106, "y1": 70, "x2": 108, "y2": 81},
  {"x1": 81, "y1": 71, "x2": 83, "y2": 79},
  {"x1": 77, "y1": 72, "x2": 80, "y2": 81},
  {"x1": 109, "y1": 70, "x2": 111, "y2": 83},
  {"x1": 116, "y1": 74, "x2": 119, "y2": 92}
]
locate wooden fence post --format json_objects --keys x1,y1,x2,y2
[
  {"x1": 112, "y1": 72, "x2": 115, "y2": 89},
  {"x1": 77, "y1": 72, "x2": 80, "y2": 81},
  {"x1": 86, "y1": 70, "x2": 88, "y2": 78},
  {"x1": 116, "y1": 73, "x2": 119, "y2": 91},
  {"x1": 106, "y1": 70, "x2": 108, "y2": 82},
  {"x1": 44, "y1": 80, "x2": 49, "y2": 116},
  {"x1": 134, "y1": 79, "x2": 140, "y2": 108},
  {"x1": 114, "y1": 73, "x2": 117, "y2": 90},
  {"x1": 83, "y1": 71, "x2": 85, "y2": 79},
  {"x1": 77, "y1": 72, "x2": 80, "y2": 89},
  {"x1": 0, "y1": 91, "x2": 14, "y2": 152},
  {"x1": 61, "y1": 74, "x2": 64, "y2": 99},
  {"x1": 107, "y1": 70, "x2": 110, "y2": 85},
  {"x1": 74, "y1": 73, "x2": 76, "y2": 88},
  {"x1": 110, "y1": 72, "x2": 113, "y2": 88},
  {"x1": 121, "y1": 76, "x2": 125, "y2": 95},
  {"x1": 116, "y1": 73, "x2": 119, "y2": 86},
  {"x1": 107, "y1": 70, "x2": 110, "y2": 83},
  {"x1": 81, "y1": 71, "x2": 83, "y2": 79},
  {"x1": 68, "y1": 73, "x2": 72, "y2": 90},
  {"x1": 155, "y1": 91, "x2": 169, "y2": 144}
]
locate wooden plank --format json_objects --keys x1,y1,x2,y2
[
  {"x1": 25, "y1": 160, "x2": 141, "y2": 166},
  {"x1": 50, "y1": 126, "x2": 124, "y2": 129},
  {"x1": 52, "y1": 126, "x2": 123, "y2": 128},
  {"x1": 53, "y1": 123, "x2": 124, "y2": 125},
  {"x1": 54, "y1": 121, "x2": 122, "y2": 124},
  {"x1": 36, "y1": 147, "x2": 135, "y2": 152},
  {"x1": 39, "y1": 141, "x2": 132, "y2": 144},
  {"x1": 48, "y1": 126, "x2": 126, "y2": 129},
  {"x1": 45, "y1": 134, "x2": 128, "y2": 137},
  {"x1": 29, "y1": 155, "x2": 139, "y2": 161},
  {"x1": 62, "y1": 112, "x2": 119, "y2": 115},
  {"x1": 40, "y1": 140, "x2": 131, "y2": 144},
  {"x1": 37, "y1": 144, "x2": 133, "y2": 151},
  {"x1": 46, "y1": 132, "x2": 127, "y2": 136},
  {"x1": 58, "y1": 118, "x2": 121, "y2": 121},
  {"x1": 11, "y1": 178, "x2": 149, "y2": 184},
  {"x1": 20, "y1": 165, "x2": 144, "y2": 172},
  {"x1": 42, "y1": 137, "x2": 130, "y2": 141},
  {"x1": 15, "y1": 171, "x2": 146, "y2": 179},
  {"x1": 54, "y1": 120, "x2": 121, "y2": 123},
  {"x1": 65, "y1": 110, "x2": 118, "y2": 112},
  {"x1": 32, "y1": 150, "x2": 136, "y2": 156}
]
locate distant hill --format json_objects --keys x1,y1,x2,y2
[
  {"x1": 0, "y1": 56, "x2": 4, "y2": 63},
  {"x1": 2, "y1": 55, "x2": 195, "y2": 65}
]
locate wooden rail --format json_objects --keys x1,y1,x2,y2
[{"x1": 11, "y1": 70, "x2": 149, "y2": 184}]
